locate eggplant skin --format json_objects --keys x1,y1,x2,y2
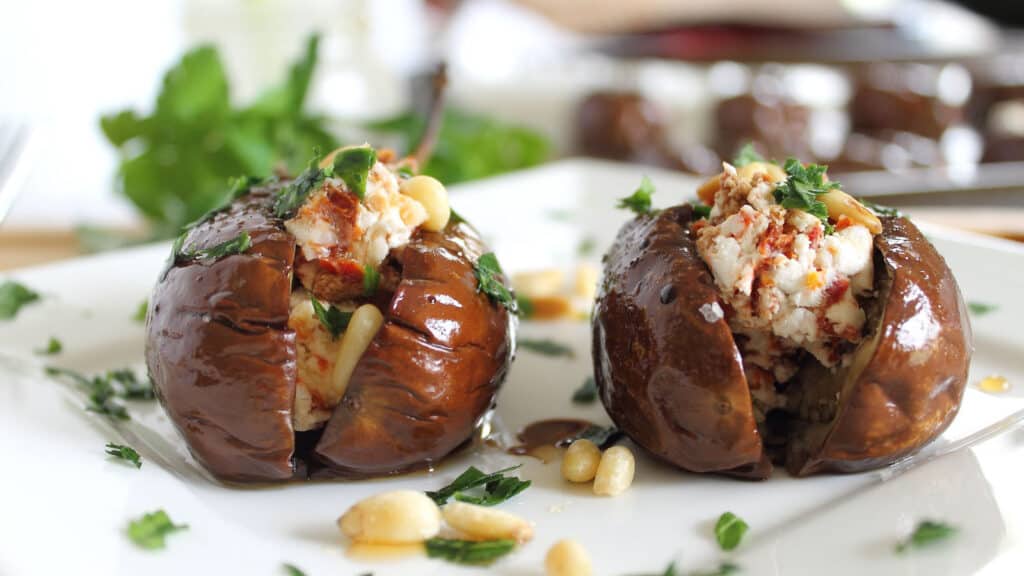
[
  {"x1": 146, "y1": 186, "x2": 298, "y2": 483},
  {"x1": 786, "y1": 216, "x2": 971, "y2": 475},
  {"x1": 313, "y1": 223, "x2": 513, "y2": 477},
  {"x1": 592, "y1": 206, "x2": 971, "y2": 478},
  {"x1": 146, "y1": 183, "x2": 514, "y2": 483},
  {"x1": 592, "y1": 205, "x2": 766, "y2": 477}
]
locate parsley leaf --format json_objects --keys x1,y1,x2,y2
[
  {"x1": 0, "y1": 281, "x2": 41, "y2": 320},
  {"x1": 968, "y1": 301, "x2": 998, "y2": 316},
  {"x1": 618, "y1": 176, "x2": 656, "y2": 215},
  {"x1": 133, "y1": 299, "x2": 148, "y2": 323},
  {"x1": 425, "y1": 538, "x2": 516, "y2": 565},
  {"x1": 127, "y1": 510, "x2": 188, "y2": 550},
  {"x1": 772, "y1": 158, "x2": 839, "y2": 228},
  {"x1": 281, "y1": 564, "x2": 307, "y2": 576},
  {"x1": 273, "y1": 157, "x2": 328, "y2": 218},
  {"x1": 46, "y1": 366, "x2": 155, "y2": 420},
  {"x1": 35, "y1": 337, "x2": 63, "y2": 356},
  {"x1": 363, "y1": 264, "x2": 380, "y2": 296},
  {"x1": 572, "y1": 377, "x2": 598, "y2": 404},
  {"x1": 714, "y1": 512, "x2": 749, "y2": 551},
  {"x1": 692, "y1": 204, "x2": 712, "y2": 220},
  {"x1": 733, "y1": 142, "x2": 765, "y2": 167},
  {"x1": 859, "y1": 198, "x2": 901, "y2": 218},
  {"x1": 426, "y1": 465, "x2": 528, "y2": 506},
  {"x1": 179, "y1": 231, "x2": 252, "y2": 261},
  {"x1": 577, "y1": 236, "x2": 597, "y2": 257},
  {"x1": 474, "y1": 253, "x2": 516, "y2": 312},
  {"x1": 105, "y1": 442, "x2": 142, "y2": 469},
  {"x1": 516, "y1": 295, "x2": 535, "y2": 319},
  {"x1": 896, "y1": 520, "x2": 957, "y2": 553},
  {"x1": 310, "y1": 297, "x2": 352, "y2": 339},
  {"x1": 517, "y1": 338, "x2": 574, "y2": 358},
  {"x1": 453, "y1": 475, "x2": 531, "y2": 506},
  {"x1": 333, "y1": 146, "x2": 377, "y2": 200}
]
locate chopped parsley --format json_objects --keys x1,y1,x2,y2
[
  {"x1": 127, "y1": 510, "x2": 188, "y2": 550},
  {"x1": 35, "y1": 337, "x2": 63, "y2": 356},
  {"x1": 397, "y1": 165, "x2": 415, "y2": 179},
  {"x1": 46, "y1": 366, "x2": 154, "y2": 420},
  {"x1": 968, "y1": 301, "x2": 998, "y2": 316},
  {"x1": 573, "y1": 424, "x2": 621, "y2": 449},
  {"x1": 516, "y1": 295, "x2": 535, "y2": 318},
  {"x1": 273, "y1": 156, "x2": 328, "y2": 218},
  {"x1": 732, "y1": 142, "x2": 765, "y2": 167},
  {"x1": 572, "y1": 377, "x2": 598, "y2": 404},
  {"x1": 773, "y1": 158, "x2": 840, "y2": 230},
  {"x1": 896, "y1": 520, "x2": 957, "y2": 553},
  {"x1": 133, "y1": 299, "x2": 148, "y2": 323},
  {"x1": 105, "y1": 442, "x2": 142, "y2": 468},
  {"x1": 474, "y1": 253, "x2": 516, "y2": 312},
  {"x1": 362, "y1": 264, "x2": 380, "y2": 296},
  {"x1": 425, "y1": 538, "x2": 516, "y2": 565},
  {"x1": 332, "y1": 146, "x2": 377, "y2": 200},
  {"x1": 714, "y1": 512, "x2": 749, "y2": 551},
  {"x1": 281, "y1": 564, "x2": 307, "y2": 576},
  {"x1": 577, "y1": 236, "x2": 597, "y2": 257},
  {"x1": 692, "y1": 204, "x2": 712, "y2": 219},
  {"x1": 859, "y1": 198, "x2": 901, "y2": 218},
  {"x1": 617, "y1": 176, "x2": 655, "y2": 215},
  {"x1": 426, "y1": 464, "x2": 529, "y2": 506},
  {"x1": 0, "y1": 281, "x2": 40, "y2": 320},
  {"x1": 310, "y1": 297, "x2": 352, "y2": 339},
  {"x1": 517, "y1": 338, "x2": 574, "y2": 358},
  {"x1": 178, "y1": 231, "x2": 252, "y2": 261}
]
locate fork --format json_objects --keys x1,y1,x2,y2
[{"x1": 0, "y1": 121, "x2": 35, "y2": 226}]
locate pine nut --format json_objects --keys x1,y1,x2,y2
[
  {"x1": 441, "y1": 501, "x2": 534, "y2": 543},
  {"x1": 545, "y1": 539, "x2": 593, "y2": 576},
  {"x1": 399, "y1": 175, "x2": 450, "y2": 232},
  {"x1": 574, "y1": 264, "x2": 598, "y2": 302},
  {"x1": 331, "y1": 304, "x2": 384, "y2": 401},
  {"x1": 513, "y1": 268, "x2": 565, "y2": 298},
  {"x1": 593, "y1": 445, "x2": 635, "y2": 496},
  {"x1": 338, "y1": 490, "x2": 441, "y2": 544},
  {"x1": 819, "y1": 189, "x2": 882, "y2": 234},
  {"x1": 561, "y1": 439, "x2": 601, "y2": 483}
]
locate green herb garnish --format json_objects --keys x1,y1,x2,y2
[
  {"x1": 572, "y1": 377, "x2": 598, "y2": 404},
  {"x1": 618, "y1": 176, "x2": 655, "y2": 215},
  {"x1": 46, "y1": 366, "x2": 154, "y2": 420},
  {"x1": 577, "y1": 236, "x2": 597, "y2": 257},
  {"x1": 0, "y1": 281, "x2": 40, "y2": 320},
  {"x1": 35, "y1": 337, "x2": 62, "y2": 356},
  {"x1": 773, "y1": 158, "x2": 839, "y2": 229},
  {"x1": 733, "y1": 142, "x2": 765, "y2": 167},
  {"x1": 426, "y1": 465, "x2": 528, "y2": 506},
  {"x1": 310, "y1": 297, "x2": 352, "y2": 339},
  {"x1": 105, "y1": 442, "x2": 142, "y2": 469},
  {"x1": 859, "y1": 198, "x2": 901, "y2": 218},
  {"x1": 281, "y1": 564, "x2": 307, "y2": 576},
  {"x1": 968, "y1": 301, "x2": 998, "y2": 316},
  {"x1": 574, "y1": 425, "x2": 621, "y2": 449},
  {"x1": 692, "y1": 204, "x2": 712, "y2": 219},
  {"x1": 516, "y1": 295, "x2": 535, "y2": 319},
  {"x1": 101, "y1": 35, "x2": 336, "y2": 238},
  {"x1": 127, "y1": 510, "x2": 188, "y2": 550},
  {"x1": 133, "y1": 299, "x2": 148, "y2": 323},
  {"x1": 517, "y1": 338, "x2": 574, "y2": 358},
  {"x1": 690, "y1": 563, "x2": 741, "y2": 576},
  {"x1": 474, "y1": 253, "x2": 515, "y2": 312},
  {"x1": 714, "y1": 512, "x2": 749, "y2": 551},
  {"x1": 896, "y1": 520, "x2": 957, "y2": 553},
  {"x1": 397, "y1": 165, "x2": 415, "y2": 179},
  {"x1": 362, "y1": 264, "x2": 380, "y2": 296},
  {"x1": 179, "y1": 231, "x2": 252, "y2": 261},
  {"x1": 272, "y1": 156, "x2": 327, "y2": 219},
  {"x1": 425, "y1": 538, "x2": 516, "y2": 565},
  {"x1": 333, "y1": 146, "x2": 377, "y2": 200}
]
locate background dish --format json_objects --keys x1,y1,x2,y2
[{"x1": 1, "y1": 159, "x2": 1022, "y2": 575}]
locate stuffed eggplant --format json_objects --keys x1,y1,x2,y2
[
  {"x1": 146, "y1": 146, "x2": 515, "y2": 483},
  {"x1": 592, "y1": 159, "x2": 970, "y2": 478}
]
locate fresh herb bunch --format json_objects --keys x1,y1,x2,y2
[
  {"x1": 367, "y1": 108, "x2": 550, "y2": 185},
  {"x1": 773, "y1": 158, "x2": 839, "y2": 230},
  {"x1": 101, "y1": 34, "x2": 337, "y2": 238}
]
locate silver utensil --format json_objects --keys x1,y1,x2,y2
[{"x1": 0, "y1": 121, "x2": 35, "y2": 225}]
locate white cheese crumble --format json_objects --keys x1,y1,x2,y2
[{"x1": 699, "y1": 301, "x2": 725, "y2": 323}]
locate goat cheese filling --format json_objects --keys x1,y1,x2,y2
[{"x1": 693, "y1": 162, "x2": 877, "y2": 420}]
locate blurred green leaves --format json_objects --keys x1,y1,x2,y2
[{"x1": 100, "y1": 35, "x2": 336, "y2": 238}]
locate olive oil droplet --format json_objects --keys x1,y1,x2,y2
[{"x1": 977, "y1": 375, "x2": 1010, "y2": 394}]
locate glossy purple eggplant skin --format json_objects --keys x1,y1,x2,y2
[
  {"x1": 592, "y1": 205, "x2": 971, "y2": 478},
  {"x1": 146, "y1": 184, "x2": 514, "y2": 483}
]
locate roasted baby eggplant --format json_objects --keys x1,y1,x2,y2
[
  {"x1": 146, "y1": 148, "x2": 515, "y2": 483},
  {"x1": 593, "y1": 160, "x2": 970, "y2": 478}
]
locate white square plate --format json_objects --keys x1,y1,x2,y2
[{"x1": 2, "y1": 159, "x2": 1023, "y2": 576}]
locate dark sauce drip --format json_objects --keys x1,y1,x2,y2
[{"x1": 508, "y1": 419, "x2": 595, "y2": 456}]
